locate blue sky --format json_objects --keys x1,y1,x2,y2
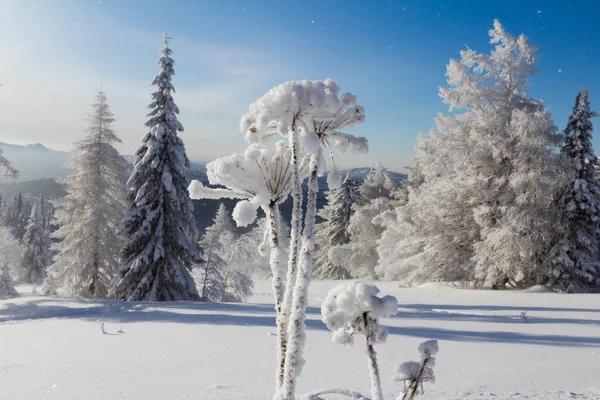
[{"x1": 0, "y1": 0, "x2": 599, "y2": 172}]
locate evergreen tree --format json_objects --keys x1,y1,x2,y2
[
  {"x1": 552, "y1": 90, "x2": 600, "y2": 291},
  {"x1": 361, "y1": 163, "x2": 397, "y2": 201},
  {"x1": 326, "y1": 167, "x2": 398, "y2": 279},
  {"x1": 19, "y1": 196, "x2": 50, "y2": 284},
  {"x1": 114, "y1": 34, "x2": 201, "y2": 301},
  {"x1": 314, "y1": 176, "x2": 361, "y2": 279},
  {"x1": 0, "y1": 225, "x2": 20, "y2": 298},
  {"x1": 45, "y1": 90, "x2": 128, "y2": 298},
  {"x1": 195, "y1": 204, "x2": 231, "y2": 301},
  {"x1": 5, "y1": 192, "x2": 28, "y2": 242}
]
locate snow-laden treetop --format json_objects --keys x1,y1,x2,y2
[{"x1": 442, "y1": 19, "x2": 540, "y2": 114}]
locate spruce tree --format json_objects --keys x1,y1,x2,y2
[
  {"x1": 553, "y1": 90, "x2": 600, "y2": 291},
  {"x1": 19, "y1": 196, "x2": 50, "y2": 284},
  {"x1": 314, "y1": 176, "x2": 360, "y2": 279},
  {"x1": 45, "y1": 90, "x2": 128, "y2": 298},
  {"x1": 114, "y1": 34, "x2": 201, "y2": 301},
  {"x1": 5, "y1": 192, "x2": 28, "y2": 242}
]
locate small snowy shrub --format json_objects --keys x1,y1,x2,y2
[
  {"x1": 393, "y1": 340, "x2": 438, "y2": 399},
  {"x1": 306, "y1": 282, "x2": 439, "y2": 400},
  {"x1": 320, "y1": 281, "x2": 398, "y2": 400}
]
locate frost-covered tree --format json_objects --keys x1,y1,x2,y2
[
  {"x1": 114, "y1": 34, "x2": 200, "y2": 301},
  {"x1": 361, "y1": 163, "x2": 397, "y2": 201},
  {"x1": 195, "y1": 204, "x2": 231, "y2": 301},
  {"x1": 0, "y1": 225, "x2": 21, "y2": 299},
  {"x1": 377, "y1": 20, "x2": 564, "y2": 288},
  {"x1": 552, "y1": 90, "x2": 600, "y2": 291},
  {"x1": 19, "y1": 196, "x2": 50, "y2": 284},
  {"x1": 192, "y1": 205, "x2": 255, "y2": 303},
  {"x1": 323, "y1": 166, "x2": 398, "y2": 280},
  {"x1": 314, "y1": 176, "x2": 360, "y2": 279},
  {"x1": 44, "y1": 90, "x2": 128, "y2": 298}
]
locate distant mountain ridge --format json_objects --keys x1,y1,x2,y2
[
  {"x1": 0, "y1": 142, "x2": 71, "y2": 181},
  {"x1": 0, "y1": 141, "x2": 406, "y2": 234}
]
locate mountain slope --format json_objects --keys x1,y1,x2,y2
[{"x1": 0, "y1": 142, "x2": 71, "y2": 181}]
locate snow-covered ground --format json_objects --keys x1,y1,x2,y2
[{"x1": 1, "y1": 281, "x2": 599, "y2": 399}]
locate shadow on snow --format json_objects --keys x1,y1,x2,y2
[{"x1": 1, "y1": 298, "x2": 599, "y2": 348}]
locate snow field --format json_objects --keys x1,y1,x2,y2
[{"x1": 1, "y1": 281, "x2": 599, "y2": 399}]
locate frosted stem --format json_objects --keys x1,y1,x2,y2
[
  {"x1": 402, "y1": 357, "x2": 430, "y2": 400},
  {"x1": 365, "y1": 327, "x2": 383, "y2": 400},
  {"x1": 281, "y1": 151, "x2": 320, "y2": 400},
  {"x1": 267, "y1": 202, "x2": 284, "y2": 310},
  {"x1": 276, "y1": 121, "x2": 303, "y2": 395},
  {"x1": 267, "y1": 201, "x2": 286, "y2": 391},
  {"x1": 282, "y1": 121, "x2": 303, "y2": 314}
]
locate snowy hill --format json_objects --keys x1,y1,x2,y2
[{"x1": 1, "y1": 280, "x2": 598, "y2": 399}]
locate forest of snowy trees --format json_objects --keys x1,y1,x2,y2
[{"x1": 2, "y1": 20, "x2": 600, "y2": 307}]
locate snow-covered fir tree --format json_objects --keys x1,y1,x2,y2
[
  {"x1": 44, "y1": 90, "x2": 128, "y2": 298},
  {"x1": 314, "y1": 176, "x2": 361, "y2": 279},
  {"x1": 114, "y1": 34, "x2": 201, "y2": 301},
  {"x1": 19, "y1": 195, "x2": 51, "y2": 284},
  {"x1": 552, "y1": 89, "x2": 600, "y2": 291}
]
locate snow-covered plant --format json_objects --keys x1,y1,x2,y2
[
  {"x1": 393, "y1": 340, "x2": 439, "y2": 400},
  {"x1": 551, "y1": 89, "x2": 600, "y2": 292},
  {"x1": 314, "y1": 176, "x2": 361, "y2": 279},
  {"x1": 114, "y1": 34, "x2": 200, "y2": 301},
  {"x1": 44, "y1": 89, "x2": 128, "y2": 298},
  {"x1": 190, "y1": 142, "x2": 305, "y2": 228},
  {"x1": 19, "y1": 196, "x2": 51, "y2": 284},
  {"x1": 189, "y1": 143, "x2": 300, "y2": 384},
  {"x1": 193, "y1": 79, "x2": 367, "y2": 398},
  {"x1": 321, "y1": 281, "x2": 398, "y2": 400},
  {"x1": 276, "y1": 82, "x2": 367, "y2": 400}
]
